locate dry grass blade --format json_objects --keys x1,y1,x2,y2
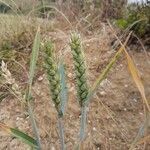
[
  {"x1": 27, "y1": 5, "x2": 72, "y2": 27},
  {"x1": 107, "y1": 21, "x2": 150, "y2": 112},
  {"x1": 0, "y1": 122, "x2": 38, "y2": 148},
  {"x1": 124, "y1": 50, "x2": 150, "y2": 112}
]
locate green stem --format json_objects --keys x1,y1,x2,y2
[
  {"x1": 58, "y1": 117, "x2": 65, "y2": 150},
  {"x1": 28, "y1": 101, "x2": 41, "y2": 150},
  {"x1": 79, "y1": 106, "x2": 87, "y2": 142}
]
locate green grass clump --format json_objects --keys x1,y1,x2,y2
[{"x1": 116, "y1": 3, "x2": 150, "y2": 37}]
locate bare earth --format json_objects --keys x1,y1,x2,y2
[{"x1": 0, "y1": 27, "x2": 150, "y2": 150}]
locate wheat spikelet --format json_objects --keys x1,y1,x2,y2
[
  {"x1": 70, "y1": 33, "x2": 89, "y2": 107},
  {"x1": 44, "y1": 41, "x2": 62, "y2": 117}
]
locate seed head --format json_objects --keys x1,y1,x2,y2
[
  {"x1": 70, "y1": 33, "x2": 89, "y2": 107},
  {"x1": 44, "y1": 41, "x2": 62, "y2": 117}
]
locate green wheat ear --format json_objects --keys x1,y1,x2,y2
[
  {"x1": 44, "y1": 41, "x2": 63, "y2": 117},
  {"x1": 70, "y1": 33, "x2": 89, "y2": 107}
]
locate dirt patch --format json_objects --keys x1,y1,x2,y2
[{"x1": 0, "y1": 25, "x2": 150, "y2": 150}]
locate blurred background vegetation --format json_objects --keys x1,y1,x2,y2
[{"x1": 0, "y1": 0, "x2": 149, "y2": 51}]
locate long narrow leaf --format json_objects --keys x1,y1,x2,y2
[
  {"x1": 0, "y1": 122, "x2": 38, "y2": 148},
  {"x1": 124, "y1": 50, "x2": 150, "y2": 112},
  {"x1": 26, "y1": 27, "x2": 41, "y2": 150},
  {"x1": 58, "y1": 59, "x2": 68, "y2": 115},
  {"x1": 107, "y1": 21, "x2": 150, "y2": 112},
  {"x1": 108, "y1": 22, "x2": 150, "y2": 111},
  {"x1": 124, "y1": 50, "x2": 150, "y2": 149},
  {"x1": 27, "y1": 27, "x2": 41, "y2": 99}
]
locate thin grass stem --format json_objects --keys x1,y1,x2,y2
[
  {"x1": 58, "y1": 117, "x2": 65, "y2": 150},
  {"x1": 28, "y1": 101, "x2": 41, "y2": 150},
  {"x1": 79, "y1": 106, "x2": 87, "y2": 143}
]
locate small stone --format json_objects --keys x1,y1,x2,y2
[
  {"x1": 139, "y1": 112, "x2": 143, "y2": 115},
  {"x1": 133, "y1": 98, "x2": 137, "y2": 102},
  {"x1": 16, "y1": 117, "x2": 20, "y2": 121},
  {"x1": 68, "y1": 73, "x2": 72, "y2": 78},
  {"x1": 51, "y1": 146, "x2": 55, "y2": 150},
  {"x1": 86, "y1": 44, "x2": 90, "y2": 47},
  {"x1": 124, "y1": 84, "x2": 128, "y2": 88},
  {"x1": 124, "y1": 108, "x2": 127, "y2": 111},
  {"x1": 101, "y1": 79, "x2": 110, "y2": 87},
  {"x1": 38, "y1": 75, "x2": 44, "y2": 81},
  {"x1": 93, "y1": 127, "x2": 97, "y2": 131},
  {"x1": 99, "y1": 91, "x2": 106, "y2": 96}
]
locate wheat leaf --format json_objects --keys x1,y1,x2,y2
[
  {"x1": 0, "y1": 122, "x2": 38, "y2": 148},
  {"x1": 26, "y1": 27, "x2": 41, "y2": 150},
  {"x1": 27, "y1": 27, "x2": 40, "y2": 99}
]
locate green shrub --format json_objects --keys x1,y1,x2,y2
[{"x1": 116, "y1": 3, "x2": 150, "y2": 37}]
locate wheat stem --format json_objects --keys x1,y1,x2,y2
[
  {"x1": 28, "y1": 101, "x2": 41, "y2": 150},
  {"x1": 70, "y1": 33, "x2": 89, "y2": 145},
  {"x1": 79, "y1": 106, "x2": 87, "y2": 142},
  {"x1": 58, "y1": 117, "x2": 65, "y2": 150}
]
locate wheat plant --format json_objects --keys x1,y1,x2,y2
[
  {"x1": 69, "y1": 32, "x2": 132, "y2": 148},
  {"x1": 44, "y1": 40, "x2": 67, "y2": 150},
  {"x1": 0, "y1": 27, "x2": 41, "y2": 150},
  {"x1": 70, "y1": 33, "x2": 89, "y2": 145},
  {"x1": 1, "y1": 26, "x2": 146, "y2": 150}
]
